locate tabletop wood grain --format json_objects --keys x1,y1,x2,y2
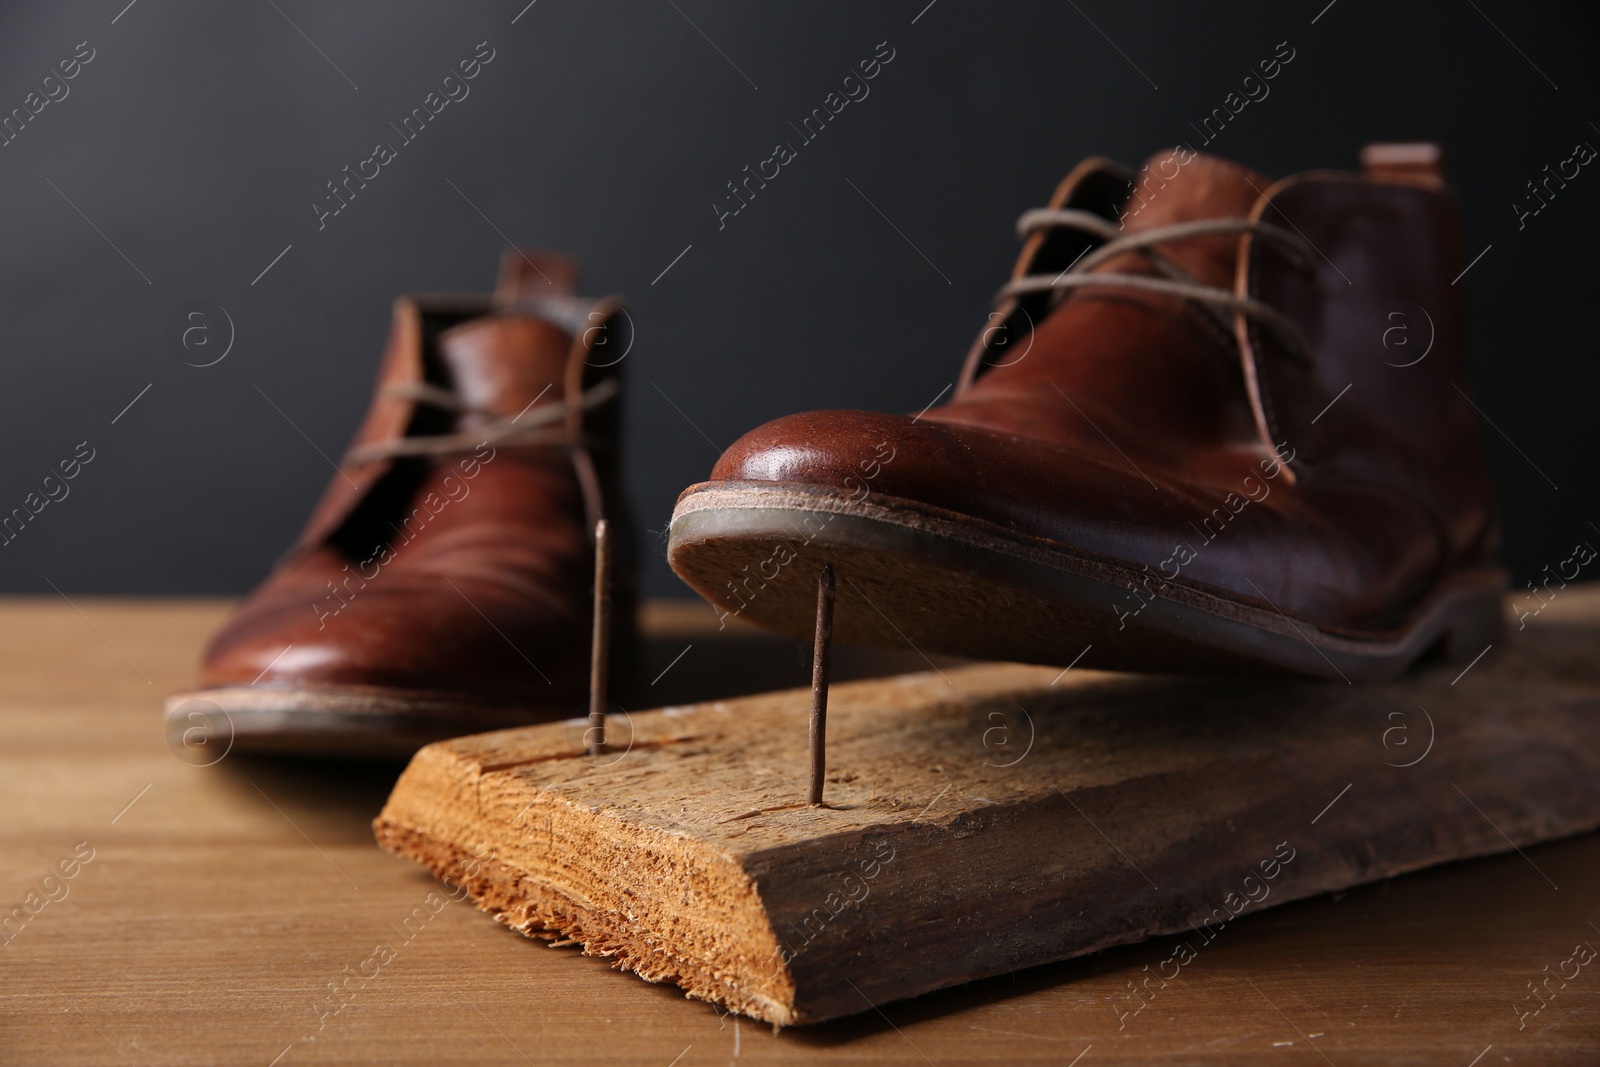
[{"x1": 1, "y1": 594, "x2": 1597, "y2": 1065}]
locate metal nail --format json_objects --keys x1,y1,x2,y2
[
  {"x1": 587, "y1": 518, "x2": 611, "y2": 756},
  {"x1": 809, "y1": 564, "x2": 836, "y2": 806}
]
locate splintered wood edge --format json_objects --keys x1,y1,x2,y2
[
  {"x1": 373, "y1": 741, "x2": 802, "y2": 1026},
  {"x1": 371, "y1": 663, "x2": 1061, "y2": 1026}
]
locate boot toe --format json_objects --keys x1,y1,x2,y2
[
  {"x1": 200, "y1": 567, "x2": 581, "y2": 700},
  {"x1": 712, "y1": 409, "x2": 921, "y2": 486}
]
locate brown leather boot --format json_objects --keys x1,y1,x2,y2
[
  {"x1": 668, "y1": 144, "x2": 1504, "y2": 681},
  {"x1": 168, "y1": 250, "x2": 632, "y2": 757}
]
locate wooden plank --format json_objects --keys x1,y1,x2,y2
[{"x1": 374, "y1": 600, "x2": 1600, "y2": 1026}]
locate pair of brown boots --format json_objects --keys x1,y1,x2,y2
[{"x1": 169, "y1": 144, "x2": 1504, "y2": 757}]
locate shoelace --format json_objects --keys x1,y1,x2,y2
[
  {"x1": 995, "y1": 209, "x2": 1316, "y2": 360},
  {"x1": 342, "y1": 377, "x2": 618, "y2": 466}
]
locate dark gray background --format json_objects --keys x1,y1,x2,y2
[{"x1": 0, "y1": 0, "x2": 1593, "y2": 599}]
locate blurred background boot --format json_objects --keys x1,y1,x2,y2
[{"x1": 167, "y1": 250, "x2": 634, "y2": 757}]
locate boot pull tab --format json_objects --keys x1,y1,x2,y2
[
  {"x1": 495, "y1": 247, "x2": 579, "y2": 300},
  {"x1": 1359, "y1": 142, "x2": 1446, "y2": 188}
]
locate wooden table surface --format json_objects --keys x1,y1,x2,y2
[{"x1": 2, "y1": 595, "x2": 1597, "y2": 1065}]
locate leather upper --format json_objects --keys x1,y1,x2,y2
[
  {"x1": 705, "y1": 147, "x2": 1499, "y2": 631},
  {"x1": 201, "y1": 251, "x2": 627, "y2": 702}
]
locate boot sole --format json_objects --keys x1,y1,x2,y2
[
  {"x1": 667, "y1": 481, "x2": 1508, "y2": 682},
  {"x1": 163, "y1": 685, "x2": 580, "y2": 760}
]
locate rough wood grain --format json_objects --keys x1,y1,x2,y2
[{"x1": 374, "y1": 602, "x2": 1600, "y2": 1026}]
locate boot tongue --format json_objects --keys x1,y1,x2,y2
[
  {"x1": 435, "y1": 314, "x2": 571, "y2": 422},
  {"x1": 428, "y1": 245, "x2": 584, "y2": 422},
  {"x1": 1107, "y1": 149, "x2": 1274, "y2": 288}
]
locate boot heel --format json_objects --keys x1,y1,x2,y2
[{"x1": 1435, "y1": 579, "x2": 1507, "y2": 662}]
